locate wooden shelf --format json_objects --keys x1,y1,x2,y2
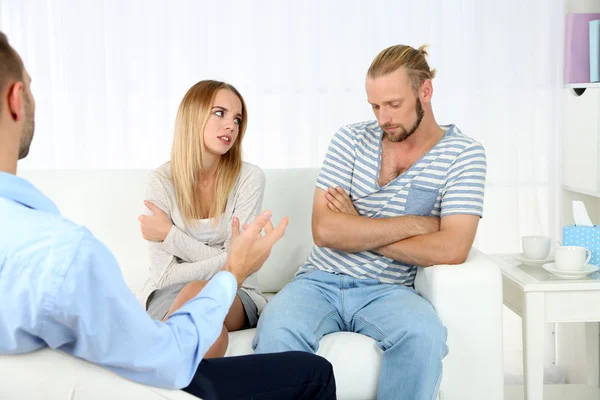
[
  {"x1": 563, "y1": 185, "x2": 600, "y2": 198},
  {"x1": 565, "y1": 82, "x2": 600, "y2": 89}
]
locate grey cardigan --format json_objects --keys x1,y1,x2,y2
[{"x1": 136, "y1": 162, "x2": 267, "y2": 313}]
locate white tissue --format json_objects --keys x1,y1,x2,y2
[{"x1": 573, "y1": 201, "x2": 594, "y2": 227}]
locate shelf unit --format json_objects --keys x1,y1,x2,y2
[
  {"x1": 563, "y1": 185, "x2": 600, "y2": 198},
  {"x1": 564, "y1": 82, "x2": 600, "y2": 89},
  {"x1": 556, "y1": 0, "x2": 600, "y2": 393}
]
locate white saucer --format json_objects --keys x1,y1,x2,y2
[
  {"x1": 542, "y1": 263, "x2": 599, "y2": 279},
  {"x1": 513, "y1": 253, "x2": 554, "y2": 266}
]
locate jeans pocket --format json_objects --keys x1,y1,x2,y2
[{"x1": 404, "y1": 184, "x2": 439, "y2": 216}]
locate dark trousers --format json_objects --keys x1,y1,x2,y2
[{"x1": 183, "y1": 351, "x2": 336, "y2": 400}]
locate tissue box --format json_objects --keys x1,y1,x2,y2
[{"x1": 563, "y1": 225, "x2": 600, "y2": 266}]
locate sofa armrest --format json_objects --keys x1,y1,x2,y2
[
  {"x1": 414, "y1": 248, "x2": 504, "y2": 400},
  {"x1": 0, "y1": 348, "x2": 198, "y2": 400}
]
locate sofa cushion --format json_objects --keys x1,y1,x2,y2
[
  {"x1": 19, "y1": 168, "x2": 320, "y2": 294},
  {"x1": 226, "y1": 329, "x2": 382, "y2": 400},
  {"x1": 258, "y1": 168, "x2": 319, "y2": 292}
]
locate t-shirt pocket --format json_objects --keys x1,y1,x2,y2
[{"x1": 404, "y1": 184, "x2": 440, "y2": 216}]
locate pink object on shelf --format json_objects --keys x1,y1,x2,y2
[{"x1": 564, "y1": 13, "x2": 600, "y2": 84}]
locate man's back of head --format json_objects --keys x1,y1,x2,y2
[
  {"x1": 0, "y1": 31, "x2": 35, "y2": 174},
  {"x1": 0, "y1": 32, "x2": 24, "y2": 110}
]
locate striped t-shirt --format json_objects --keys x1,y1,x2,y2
[{"x1": 300, "y1": 121, "x2": 487, "y2": 286}]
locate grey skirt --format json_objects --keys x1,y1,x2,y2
[{"x1": 146, "y1": 282, "x2": 259, "y2": 328}]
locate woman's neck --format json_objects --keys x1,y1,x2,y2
[{"x1": 201, "y1": 153, "x2": 220, "y2": 179}]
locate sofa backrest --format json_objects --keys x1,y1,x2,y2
[{"x1": 18, "y1": 168, "x2": 320, "y2": 294}]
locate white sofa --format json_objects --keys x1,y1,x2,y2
[{"x1": 0, "y1": 169, "x2": 504, "y2": 400}]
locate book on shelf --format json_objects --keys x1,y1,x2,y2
[
  {"x1": 590, "y1": 19, "x2": 600, "y2": 83},
  {"x1": 565, "y1": 13, "x2": 600, "y2": 84}
]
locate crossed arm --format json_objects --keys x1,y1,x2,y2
[
  {"x1": 313, "y1": 187, "x2": 480, "y2": 266},
  {"x1": 138, "y1": 168, "x2": 266, "y2": 288}
]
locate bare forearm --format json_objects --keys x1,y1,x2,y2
[
  {"x1": 314, "y1": 213, "x2": 439, "y2": 252},
  {"x1": 376, "y1": 230, "x2": 471, "y2": 266}
]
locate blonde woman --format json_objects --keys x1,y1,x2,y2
[{"x1": 137, "y1": 80, "x2": 266, "y2": 358}]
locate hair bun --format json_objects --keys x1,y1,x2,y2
[{"x1": 417, "y1": 45, "x2": 430, "y2": 57}]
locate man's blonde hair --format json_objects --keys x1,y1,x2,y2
[{"x1": 367, "y1": 44, "x2": 436, "y2": 93}]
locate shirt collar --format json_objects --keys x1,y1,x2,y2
[{"x1": 0, "y1": 172, "x2": 60, "y2": 215}]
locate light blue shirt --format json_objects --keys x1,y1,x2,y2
[{"x1": 0, "y1": 172, "x2": 237, "y2": 389}]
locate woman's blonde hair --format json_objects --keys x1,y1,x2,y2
[
  {"x1": 367, "y1": 44, "x2": 436, "y2": 93},
  {"x1": 170, "y1": 80, "x2": 247, "y2": 223}
]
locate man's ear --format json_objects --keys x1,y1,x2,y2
[
  {"x1": 6, "y1": 81, "x2": 24, "y2": 122},
  {"x1": 420, "y1": 79, "x2": 433, "y2": 103}
]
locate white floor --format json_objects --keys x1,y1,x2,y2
[{"x1": 505, "y1": 384, "x2": 600, "y2": 399}]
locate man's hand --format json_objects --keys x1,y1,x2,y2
[
  {"x1": 325, "y1": 186, "x2": 359, "y2": 216},
  {"x1": 223, "y1": 210, "x2": 289, "y2": 287},
  {"x1": 138, "y1": 201, "x2": 173, "y2": 242}
]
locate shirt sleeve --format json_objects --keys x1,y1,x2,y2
[
  {"x1": 43, "y1": 229, "x2": 236, "y2": 389},
  {"x1": 154, "y1": 253, "x2": 228, "y2": 288},
  {"x1": 315, "y1": 126, "x2": 357, "y2": 193},
  {"x1": 162, "y1": 225, "x2": 225, "y2": 263},
  {"x1": 441, "y1": 142, "x2": 487, "y2": 218},
  {"x1": 224, "y1": 166, "x2": 265, "y2": 295},
  {"x1": 222, "y1": 165, "x2": 266, "y2": 250}
]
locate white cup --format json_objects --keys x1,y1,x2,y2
[
  {"x1": 522, "y1": 236, "x2": 552, "y2": 260},
  {"x1": 555, "y1": 246, "x2": 592, "y2": 271}
]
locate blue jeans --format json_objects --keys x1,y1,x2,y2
[{"x1": 253, "y1": 270, "x2": 448, "y2": 400}]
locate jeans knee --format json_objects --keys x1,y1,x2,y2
[
  {"x1": 254, "y1": 320, "x2": 293, "y2": 348},
  {"x1": 255, "y1": 301, "x2": 294, "y2": 337},
  {"x1": 253, "y1": 316, "x2": 316, "y2": 352},
  {"x1": 407, "y1": 319, "x2": 448, "y2": 356}
]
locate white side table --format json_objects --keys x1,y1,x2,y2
[{"x1": 492, "y1": 254, "x2": 600, "y2": 400}]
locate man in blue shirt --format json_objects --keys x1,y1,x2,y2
[{"x1": 0, "y1": 32, "x2": 336, "y2": 400}]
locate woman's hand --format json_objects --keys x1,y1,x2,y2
[{"x1": 138, "y1": 201, "x2": 173, "y2": 242}]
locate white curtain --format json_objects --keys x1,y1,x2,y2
[{"x1": 1, "y1": 0, "x2": 565, "y2": 382}]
